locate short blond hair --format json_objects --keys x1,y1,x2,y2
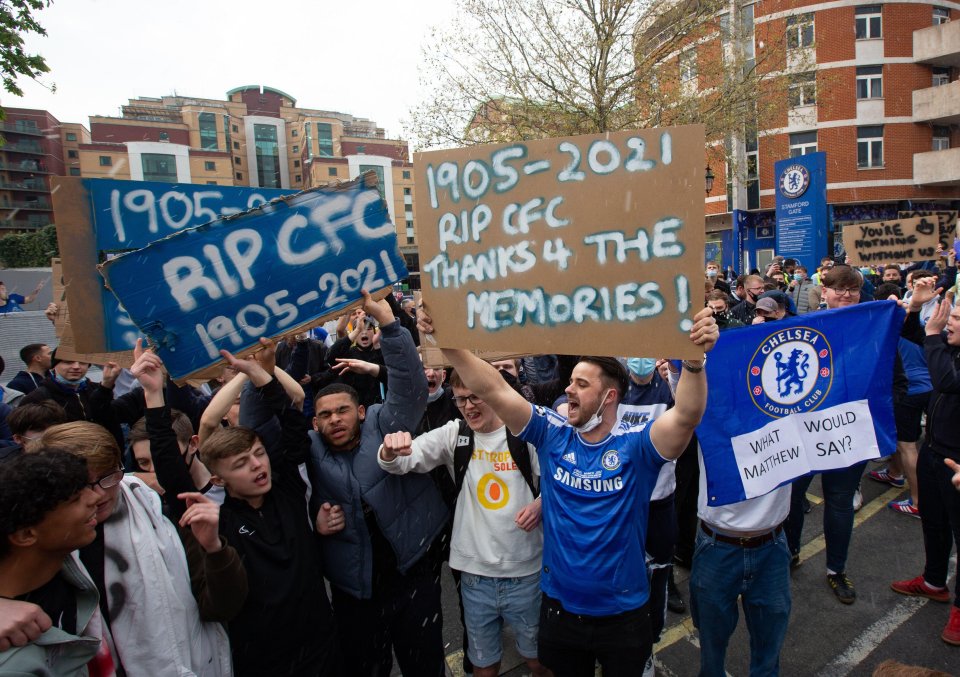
[
  {"x1": 34, "y1": 422, "x2": 121, "y2": 475},
  {"x1": 200, "y1": 426, "x2": 259, "y2": 469}
]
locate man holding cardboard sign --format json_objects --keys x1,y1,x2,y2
[{"x1": 417, "y1": 305, "x2": 718, "y2": 676}]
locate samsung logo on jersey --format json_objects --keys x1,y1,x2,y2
[{"x1": 553, "y1": 467, "x2": 623, "y2": 492}]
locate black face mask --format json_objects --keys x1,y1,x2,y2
[{"x1": 747, "y1": 291, "x2": 760, "y2": 303}]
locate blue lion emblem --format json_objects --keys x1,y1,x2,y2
[{"x1": 773, "y1": 349, "x2": 809, "y2": 397}]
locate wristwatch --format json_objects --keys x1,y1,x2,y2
[{"x1": 681, "y1": 356, "x2": 707, "y2": 373}]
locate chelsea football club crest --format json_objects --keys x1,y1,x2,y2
[
  {"x1": 748, "y1": 327, "x2": 833, "y2": 418},
  {"x1": 779, "y1": 164, "x2": 810, "y2": 200},
  {"x1": 601, "y1": 449, "x2": 621, "y2": 471}
]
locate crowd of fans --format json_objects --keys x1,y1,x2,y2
[{"x1": 1, "y1": 251, "x2": 959, "y2": 677}]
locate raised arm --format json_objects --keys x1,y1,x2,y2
[
  {"x1": 418, "y1": 306, "x2": 531, "y2": 435},
  {"x1": 649, "y1": 307, "x2": 718, "y2": 459},
  {"x1": 198, "y1": 372, "x2": 249, "y2": 446}
]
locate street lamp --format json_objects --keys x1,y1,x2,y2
[{"x1": 705, "y1": 165, "x2": 715, "y2": 196}]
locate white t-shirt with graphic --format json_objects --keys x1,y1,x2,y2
[{"x1": 378, "y1": 420, "x2": 542, "y2": 578}]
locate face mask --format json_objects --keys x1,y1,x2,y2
[
  {"x1": 706, "y1": 269, "x2": 718, "y2": 279},
  {"x1": 747, "y1": 290, "x2": 759, "y2": 302},
  {"x1": 627, "y1": 357, "x2": 657, "y2": 378},
  {"x1": 575, "y1": 388, "x2": 612, "y2": 434},
  {"x1": 859, "y1": 267, "x2": 872, "y2": 277},
  {"x1": 53, "y1": 371, "x2": 87, "y2": 388},
  {"x1": 793, "y1": 273, "x2": 804, "y2": 281}
]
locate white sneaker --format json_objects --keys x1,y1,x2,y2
[
  {"x1": 853, "y1": 487, "x2": 863, "y2": 512},
  {"x1": 643, "y1": 653, "x2": 655, "y2": 677}
]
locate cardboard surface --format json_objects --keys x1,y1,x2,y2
[
  {"x1": 414, "y1": 292, "x2": 527, "y2": 367},
  {"x1": 99, "y1": 174, "x2": 407, "y2": 382},
  {"x1": 897, "y1": 210, "x2": 958, "y2": 249},
  {"x1": 414, "y1": 126, "x2": 706, "y2": 360},
  {"x1": 842, "y1": 217, "x2": 938, "y2": 266}
]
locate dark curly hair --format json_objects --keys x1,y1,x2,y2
[{"x1": 0, "y1": 449, "x2": 89, "y2": 558}]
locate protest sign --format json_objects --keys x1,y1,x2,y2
[
  {"x1": 842, "y1": 216, "x2": 938, "y2": 265},
  {"x1": 774, "y1": 152, "x2": 828, "y2": 273},
  {"x1": 898, "y1": 210, "x2": 958, "y2": 249},
  {"x1": 696, "y1": 301, "x2": 902, "y2": 506},
  {"x1": 52, "y1": 177, "x2": 294, "y2": 354},
  {"x1": 414, "y1": 126, "x2": 706, "y2": 360},
  {"x1": 99, "y1": 174, "x2": 407, "y2": 382}
]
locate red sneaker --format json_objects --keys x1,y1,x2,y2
[
  {"x1": 943, "y1": 606, "x2": 960, "y2": 646},
  {"x1": 891, "y1": 575, "x2": 951, "y2": 603}
]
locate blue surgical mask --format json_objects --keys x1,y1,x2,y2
[
  {"x1": 706, "y1": 269, "x2": 718, "y2": 279},
  {"x1": 627, "y1": 357, "x2": 657, "y2": 378},
  {"x1": 793, "y1": 273, "x2": 804, "y2": 281}
]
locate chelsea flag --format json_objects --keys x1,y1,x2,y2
[{"x1": 697, "y1": 301, "x2": 904, "y2": 506}]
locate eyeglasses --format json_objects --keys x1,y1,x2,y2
[
  {"x1": 452, "y1": 394, "x2": 483, "y2": 408},
  {"x1": 87, "y1": 469, "x2": 123, "y2": 491},
  {"x1": 826, "y1": 287, "x2": 860, "y2": 297}
]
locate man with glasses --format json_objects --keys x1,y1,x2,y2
[
  {"x1": 730, "y1": 274, "x2": 766, "y2": 325},
  {"x1": 377, "y1": 368, "x2": 548, "y2": 677},
  {"x1": 308, "y1": 291, "x2": 448, "y2": 677}
]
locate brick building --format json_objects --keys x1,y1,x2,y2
[{"x1": 693, "y1": 2, "x2": 960, "y2": 271}]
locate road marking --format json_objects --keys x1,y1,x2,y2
[
  {"x1": 816, "y1": 597, "x2": 927, "y2": 677},
  {"x1": 654, "y1": 485, "x2": 904, "y2": 654}
]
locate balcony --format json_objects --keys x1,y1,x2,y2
[
  {"x1": 913, "y1": 80, "x2": 960, "y2": 124},
  {"x1": 914, "y1": 147, "x2": 960, "y2": 186},
  {"x1": 0, "y1": 180, "x2": 49, "y2": 192},
  {"x1": 0, "y1": 123, "x2": 43, "y2": 136},
  {"x1": 0, "y1": 141, "x2": 43, "y2": 155},
  {"x1": 915, "y1": 19, "x2": 960, "y2": 67},
  {"x1": 0, "y1": 218, "x2": 51, "y2": 230},
  {"x1": 1, "y1": 199, "x2": 52, "y2": 210},
  {"x1": 0, "y1": 160, "x2": 50, "y2": 173}
]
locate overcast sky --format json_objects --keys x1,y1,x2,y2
[{"x1": 10, "y1": 0, "x2": 458, "y2": 144}]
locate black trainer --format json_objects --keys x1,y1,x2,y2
[
  {"x1": 827, "y1": 573, "x2": 856, "y2": 604},
  {"x1": 667, "y1": 575, "x2": 686, "y2": 614}
]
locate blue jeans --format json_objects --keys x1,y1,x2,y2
[
  {"x1": 785, "y1": 461, "x2": 866, "y2": 573},
  {"x1": 459, "y1": 572, "x2": 541, "y2": 667},
  {"x1": 690, "y1": 526, "x2": 791, "y2": 677}
]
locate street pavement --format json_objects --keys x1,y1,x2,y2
[{"x1": 435, "y1": 461, "x2": 958, "y2": 676}]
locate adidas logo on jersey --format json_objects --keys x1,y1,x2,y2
[{"x1": 562, "y1": 451, "x2": 576, "y2": 464}]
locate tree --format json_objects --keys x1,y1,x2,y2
[
  {"x1": 0, "y1": 0, "x2": 53, "y2": 119},
  {"x1": 409, "y1": 0, "x2": 802, "y2": 156},
  {"x1": 0, "y1": 224, "x2": 58, "y2": 267}
]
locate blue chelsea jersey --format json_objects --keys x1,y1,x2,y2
[{"x1": 517, "y1": 403, "x2": 667, "y2": 615}]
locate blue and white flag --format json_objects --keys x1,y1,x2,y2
[{"x1": 697, "y1": 301, "x2": 903, "y2": 506}]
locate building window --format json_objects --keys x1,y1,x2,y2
[
  {"x1": 789, "y1": 131, "x2": 818, "y2": 157},
  {"x1": 856, "y1": 66, "x2": 882, "y2": 99},
  {"x1": 855, "y1": 5, "x2": 882, "y2": 39},
  {"x1": 294, "y1": 160, "x2": 300, "y2": 168},
  {"x1": 232, "y1": 124, "x2": 239, "y2": 133},
  {"x1": 254, "y1": 123, "x2": 281, "y2": 188},
  {"x1": 69, "y1": 167, "x2": 81, "y2": 176},
  {"x1": 292, "y1": 129, "x2": 299, "y2": 137},
  {"x1": 67, "y1": 149, "x2": 78, "y2": 159},
  {"x1": 223, "y1": 115, "x2": 232, "y2": 154},
  {"x1": 406, "y1": 221, "x2": 415, "y2": 241},
  {"x1": 359, "y1": 165, "x2": 386, "y2": 197},
  {"x1": 141, "y1": 153, "x2": 178, "y2": 182},
  {"x1": 236, "y1": 172, "x2": 243, "y2": 180},
  {"x1": 204, "y1": 161, "x2": 216, "y2": 171},
  {"x1": 328, "y1": 167, "x2": 338, "y2": 176},
  {"x1": 99, "y1": 156, "x2": 112, "y2": 167},
  {"x1": 679, "y1": 49, "x2": 697, "y2": 84},
  {"x1": 403, "y1": 187, "x2": 411, "y2": 195},
  {"x1": 292, "y1": 145, "x2": 299, "y2": 153},
  {"x1": 317, "y1": 123, "x2": 334, "y2": 157},
  {"x1": 857, "y1": 126, "x2": 883, "y2": 168},
  {"x1": 786, "y1": 13, "x2": 814, "y2": 49},
  {"x1": 933, "y1": 67, "x2": 950, "y2": 86},
  {"x1": 206, "y1": 181, "x2": 218, "y2": 185},
  {"x1": 295, "y1": 174, "x2": 301, "y2": 183},
  {"x1": 933, "y1": 126, "x2": 950, "y2": 151},
  {"x1": 740, "y1": 2, "x2": 756, "y2": 61},
  {"x1": 233, "y1": 141, "x2": 240, "y2": 150},
  {"x1": 159, "y1": 131, "x2": 169, "y2": 141},
  {"x1": 789, "y1": 72, "x2": 816, "y2": 107},
  {"x1": 402, "y1": 170, "x2": 411, "y2": 179},
  {"x1": 199, "y1": 112, "x2": 218, "y2": 150},
  {"x1": 934, "y1": 7, "x2": 950, "y2": 25},
  {"x1": 234, "y1": 156, "x2": 241, "y2": 165},
  {"x1": 65, "y1": 132, "x2": 77, "y2": 141}
]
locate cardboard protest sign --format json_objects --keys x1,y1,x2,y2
[
  {"x1": 414, "y1": 126, "x2": 706, "y2": 360},
  {"x1": 842, "y1": 217, "x2": 938, "y2": 266},
  {"x1": 99, "y1": 174, "x2": 407, "y2": 382},
  {"x1": 696, "y1": 302, "x2": 901, "y2": 506},
  {"x1": 898, "y1": 210, "x2": 958, "y2": 249},
  {"x1": 52, "y1": 177, "x2": 294, "y2": 354}
]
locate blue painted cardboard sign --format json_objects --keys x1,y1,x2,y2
[
  {"x1": 85, "y1": 179, "x2": 295, "y2": 351},
  {"x1": 99, "y1": 176, "x2": 407, "y2": 380},
  {"x1": 775, "y1": 152, "x2": 827, "y2": 273}
]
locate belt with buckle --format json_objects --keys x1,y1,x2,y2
[{"x1": 700, "y1": 522, "x2": 782, "y2": 548}]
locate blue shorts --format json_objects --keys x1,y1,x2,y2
[{"x1": 460, "y1": 571, "x2": 541, "y2": 668}]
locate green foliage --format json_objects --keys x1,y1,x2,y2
[
  {"x1": 0, "y1": 0, "x2": 52, "y2": 119},
  {"x1": 0, "y1": 224, "x2": 58, "y2": 267}
]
